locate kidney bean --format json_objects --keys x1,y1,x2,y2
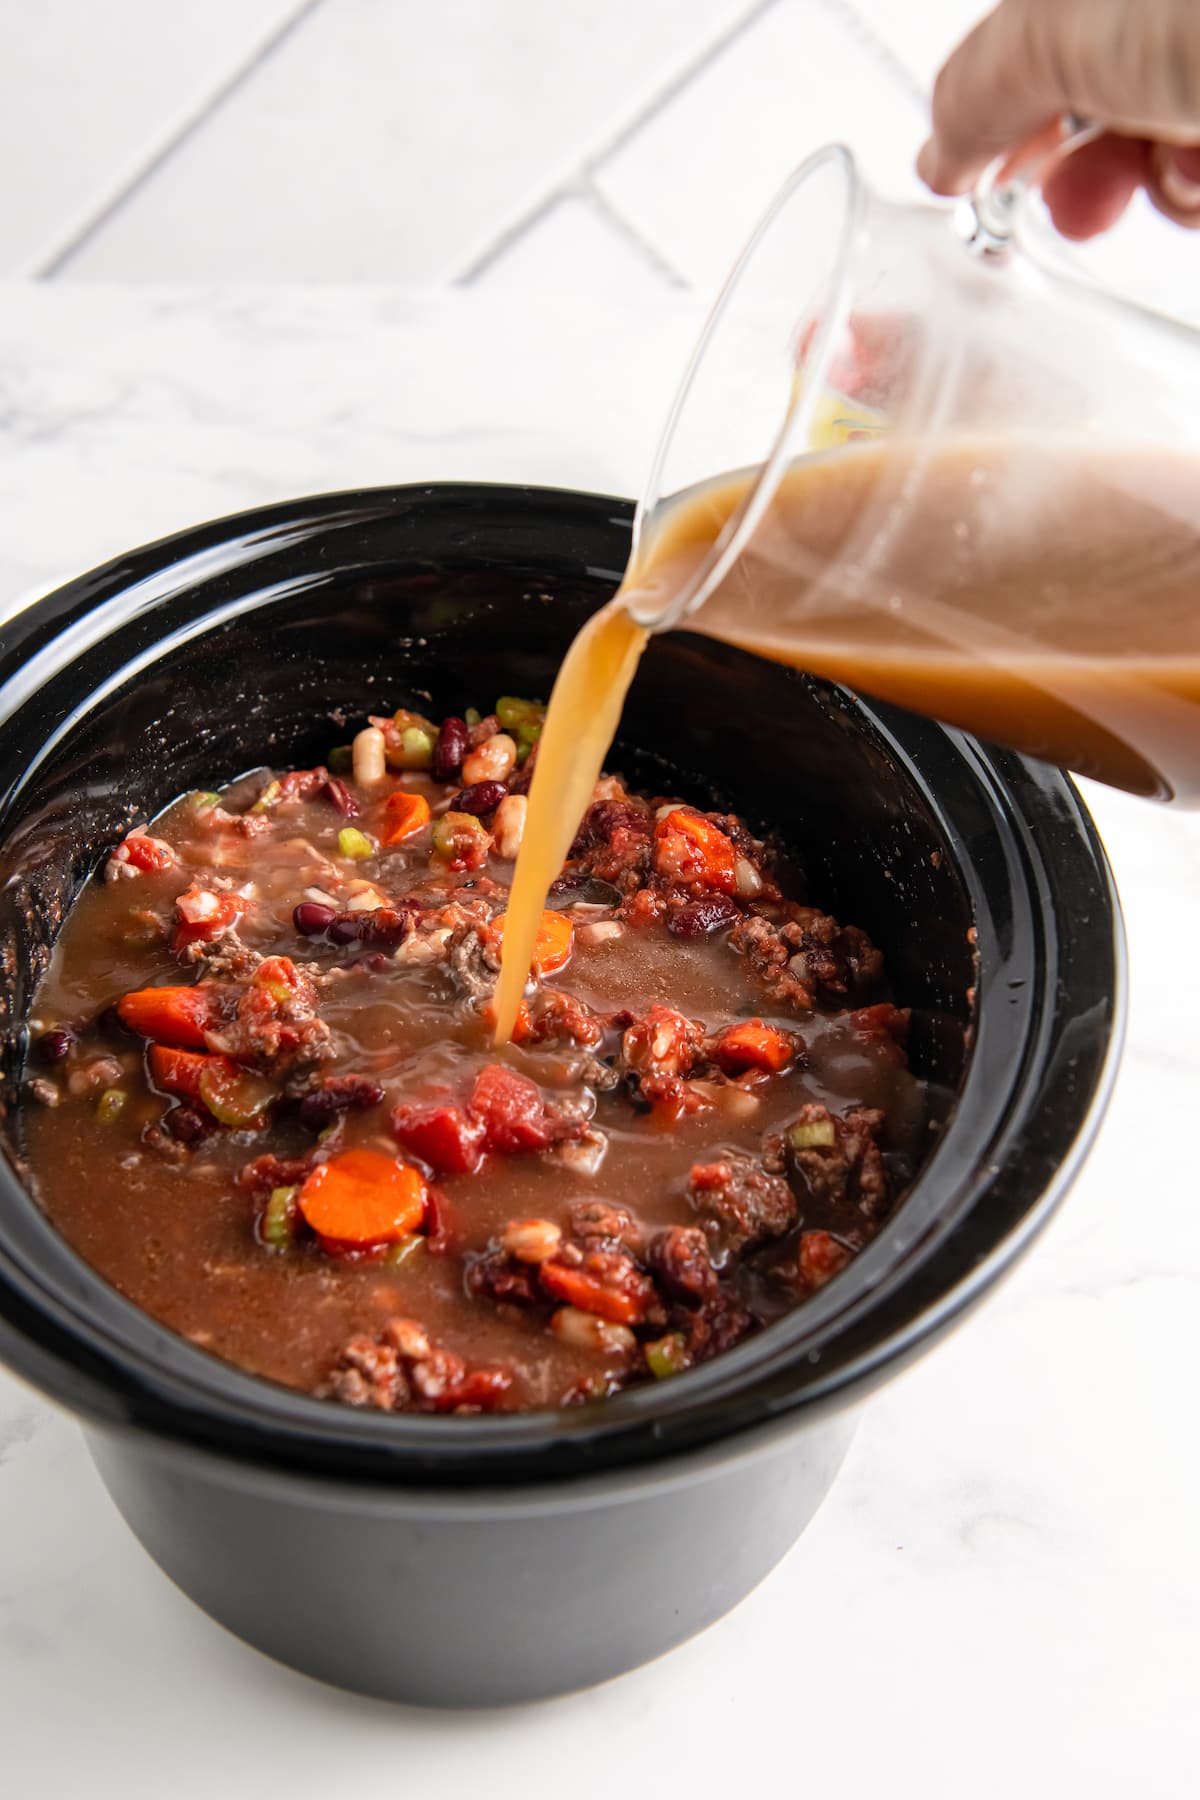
[
  {"x1": 323, "y1": 775, "x2": 361, "y2": 818},
  {"x1": 433, "y1": 716, "x2": 469, "y2": 782},
  {"x1": 327, "y1": 912, "x2": 370, "y2": 945},
  {"x1": 455, "y1": 780, "x2": 507, "y2": 816},
  {"x1": 668, "y1": 895, "x2": 740, "y2": 939},
  {"x1": 37, "y1": 1026, "x2": 75, "y2": 1064},
  {"x1": 294, "y1": 901, "x2": 338, "y2": 936},
  {"x1": 167, "y1": 1106, "x2": 208, "y2": 1143}
]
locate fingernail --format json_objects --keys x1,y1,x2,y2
[
  {"x1": 916, "y1": 139, "x2": 939, "y2": 187},
  {"x1": 1158, "y1": 147, "x2": 1200, "y2": 213}
]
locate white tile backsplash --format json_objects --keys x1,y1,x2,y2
[
  {"x1": 595, "y1": 0, "x2": 928, "y2": 292},
  {"x1": 49, "y1": 0, "x2": 755, "y2": 283},
  {"x1": 0, "y1": 0, "x2": 310, "y2": 275}
]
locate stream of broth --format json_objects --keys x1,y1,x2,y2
[{"x1": 493, "y1": 434, "x2": 1200, "y2": 1040}]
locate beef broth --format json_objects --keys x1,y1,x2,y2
[{"x1": 20, "y1": 712, "x2": 925, "y2": 1413}]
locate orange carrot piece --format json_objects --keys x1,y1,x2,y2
[
  {"x1": 539, "y1": 1262, "x2": 646, "y2": 1325},
  {"x1": 117, "y1": 985, "x2": 213, "y2": 1048},
  {"x1": 481, "y1": 995, "x2": 533, "y2": 1041},
  {"x1": 654, "y1": 810, "x2": 737, "y2": 893},
  {"x1": 715, "y1": 1020, "x2": 797, "y2": 1074},
  {"x1": 490, "y1": 909, "x2": 574, "y2": 976},
  {"x1": 147, "y1": 1044, "x2": 214, "y2": 1099},
  {"x1": 298, "y1": 1149, "x2": 427, "y2": 1248},
  {"x1": 381, "y1": 790, "x2": 432, "y2": 845}
]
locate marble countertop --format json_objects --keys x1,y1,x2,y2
[{"x1": 1, "y1": 284, "x2": 1198, "y2": 1799}]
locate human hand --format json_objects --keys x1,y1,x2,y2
[{"x1": 917, "y1": 0, "x2": 1200, "y2": 239}]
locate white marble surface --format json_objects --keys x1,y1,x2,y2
[{"x1": 1, "y1": 281, "x2": 1199, "y2": 1797}]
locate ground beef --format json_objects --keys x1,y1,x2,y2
[
  {"x1": 236, "y1": 1152, "x2": 315, "y2": 1196},
  {"x1": 728, "y1": 906, "x2": 883, "y2": 1010},
  {"x1": 678, "y1": 1291, "x2": 758, "y2": 1363},
  {"x1": 570, "y1": 797, "x2": 655, "y2": 891},
  {"x1": 566, "y1": 1198, "x2": 646, "y2": 1253},
  {"x1": 650, "y1": 1225, "x2": 719, "y2": 1305},
  {"x1": 183, "y1": 929, "x2": 264, "y2": 980},
  {"x1": 620, "y1": 1005, "x2": 708, "y2": 1099},
  {"x1": 526, "y1": 989, "x2": 603, "y2": 1049},
  {"x1": 774, "y1": 1103, "x2": 891, "y2": 1228},
  {"x1": 465, "y1": 1249, "x2": 541, "y2": 1308},
  {"x1": 686, "y1": 1149, "x2": 798, "y2": 1255},
  {"x1": 446, "y1": 924, "x2": 497, "y2": 1000},
  {"x1": 206, "y1": 970, "x2": 332, "y2": 1078},
  {"x1": 319, "y1": 1316, "x2": 513, "y2": 1413}
]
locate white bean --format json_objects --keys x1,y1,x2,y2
[
  {"x1": 500, "y1": 1218, "x2": 562, "y2": 1263},
  {"x1": 578, "y1": 920, "x2": 622, "y2": 946},
  {"x1": 553, "y1": 1128, "x2": 608, "y2": 1176},
  {"x1": 492, "y1": 793, "x2": 527, "y2": 859},
  {"x1": 550, "y1": 1307, "x2": 636, "y2": 1354},
  {"x1": 734, "y1": 857, "x2": 764, "y2": 897},
  {"x1": 352, "y1": 725, "x2": 387, "y2": 786},
  {"x1": 461, "y1": 732, "x2": 517, "y2": 785}
]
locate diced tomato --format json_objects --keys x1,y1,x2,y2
[
  {"x1": 252, "y1": 955, "x2": 311, "y2": 1003},
  {"x1": 172, "y1": 885, "x2": 246, "y2": 951},
  {"x1": 117, "y1": 984, "x2": 214, "y2": 1047},
  {"x1": 299, "y1": 1149, "x2": 427, "y2": 1250},
  {"x1": 715, "y1": 1020, "x2": 799, "y2": 1075},
  {"x1": 797, "y1": 1230, "x2": 853, "y2": 1289},
  {"x1": 489, "y1": 910, "x2": 574, "y2": 977},
  {"x1": 653, "y1": 810, "x2": 737, "y2": 893},
  {"x1": 147, "y1": 1044, "x2": 214, "y2": 1100},
  {"x1": 114, "y1": 832, "x2": 176, "y2": 875},
  {"x1": 469, "y1": 1063, "x2": 557, "y2": 1154},
  {"x1": 435, "y1": 1366, "x2": 513, "y2": 1411},
  {"x1": 538, "y1": 1261, "x2": 648, "y2": 1325},
  {"x1": 423, "y1": 1185, "x2": 454, "y2": 1253},
  {"x1": 381, "y1": 790, "x2": 432, "y2": 846},
  {"x1": 849, "y1": 1003, "x2": 910, "y2": 1065},
  {"x1": 391, "y1": 1101, "x2": 485, "y2": 1176}
]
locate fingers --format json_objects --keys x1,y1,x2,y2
[
  {"x1": 1040, "y1": 134, "x2": 1149, "y2": 240},
  {"x1": 917, "y1": 2, "x2": 1069, "y2": 196},
  {"x1": 1147, "y1": 143, "x2": 1200, "y2": 229},
  {"x1": 918, "y1": 0, "x2": 1200, "y2": 197}
]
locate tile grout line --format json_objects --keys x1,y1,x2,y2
[
  {"x1": 33, "y1": 0, "x2": 328, "y2": 281},
  {"x1": 455, "y1": 0, "x2": 781, "y2": 287},
  {"x1": 818, "y1": 0, "x2": 930, "y2": 104}
]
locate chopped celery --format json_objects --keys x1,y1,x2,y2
[
  {"x1": 192, "y1": 790, "x2": 221, "y2": 809},
  {"x1": 327, "y1": 744, "x2": 353, "y2": 773},
  {"x1": 496, "y1": 695, "x2": 545, "y2": 732},
  {"x1": 338, "y1": 827, "x2": 375, "y2": 860},
  {"x1": 198, "y1": 1063, "x2": 276, "y2": 1128},
  {"x1": 787, "y1": 1118, "x2": 837, "y2": 1150},
  {"x1": 383, "y1": 1233, "x2": 425, "y2": 1268},
  {"x1": 644, "y1": 1333, "x2": 688, "y2": 1380},
  {"x1": 464, "y1": 707, "x2": 482, "y2": 728},
  {"x1": 250, "y1": 778, "x2": 282, "y2": 814},
  {"x1": 399, "y1": 726, "x2": 435, "y2": 768},
  {"x1": 260, "y1": 1185, "x2": 299, "y2": 1251},
  {"x1": 95, "y1": 1087, "x2": 128, "y2": 1125}
]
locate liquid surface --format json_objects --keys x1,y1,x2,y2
[{"x1": 22, "y1": 744, "x2": 923, "y2": 1413}]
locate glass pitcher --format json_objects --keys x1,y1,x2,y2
[{"x1": 623, "y1": 126, "x2": 1200, "y2": 804}]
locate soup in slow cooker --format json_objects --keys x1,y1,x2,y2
[{"x1": 20, "y1": 696, "x2": 925, "y2": 1413}]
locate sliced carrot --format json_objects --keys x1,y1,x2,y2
[
  {"x1": 490, "y1": 909, "x2": 574, "y2": 976},
  {"x1": 481, "y1": 995, "x2": 532, "y2": 1042},
  {"x1": 299, "y1": 1149, "x2": 427, "y2": 1249},
  {"x1": 715, "y1": 1020, "x2": 798, "y2": 1074},
  {"x1": 653, "y1": 810, "x2": 737, "y2": 893},
  {"x1": 147, "y1": 1044, "x2": 213, "y2": 1100},
  {"x1": 117, "y1": 985, "x2": 213, "y2": 1048},
  {"x1": 381, "y1": 790, "x2": 432, "y2": 845},
  {"x1": 539, "y1": 1261, "x2": 647, "y2": 1325}
]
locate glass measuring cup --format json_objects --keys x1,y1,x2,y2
[{"x1": 622, "y1": 128, "x2": 1200, "y2": 803}]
